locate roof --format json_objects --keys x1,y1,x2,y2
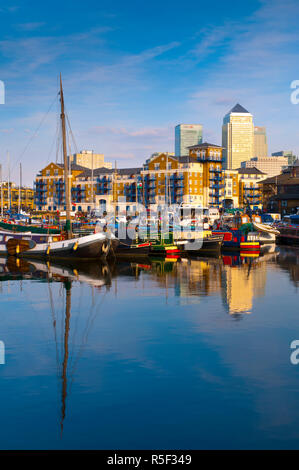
[
  {"x1": 75, "y1": 166, "x2": 142, "y2": 178},
  {"x1": 260, "y1": 173, "x2": 299, "y2": 185},
  {"x1": 188, "y1": 142, "x2": 222, "y2": 149},
  {"x1": 56, "y1": 163, "x2": 89, "y2": 172},
  {"x1": 272, "y1": 193, "x2": 299, "y2": 201},
  {"x1": 118, "y1": 167, "x2": 142, "y2": 175},
  {"x1": 237, "y1": 167, "x2": 266, "y2": 175},
  {"x1": 229, "y1": 103, "x2": 250, "y2": 114}
]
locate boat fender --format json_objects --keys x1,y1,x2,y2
[
  {"x1": 101, "y1": 240, "x2": 110, "y2": 255},
  {"x1": 73, "y1": 241, "x2": 78, "y2": 251},
  {"x1": 46, "y1": 245, "x2": 50, "y2": 255},
  {"x1": 102, "y1": 265, "x2": 109, "y2": 276}
]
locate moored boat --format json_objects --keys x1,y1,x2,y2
[
  {"x1": 252, "y1": 221, "x2": 280, "y2": 244},
  {"x1": 181, "y1": 232, "x2": 223, "y2": 256},
  {"x1": 277, "y1": 215, "x2": 299, "y2": 245},
  {"x1": 1, "y1": 232, "x2": 112, "y2": 260},
  {"x1": 114, "y1": 240, "x2": 151, "y2": 257},
  {"x1": 0, "y1": 220, "x2": 60, "y2": 234}
]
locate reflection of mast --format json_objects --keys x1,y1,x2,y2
[
  {"x1": 60, "y1": 279, "x2": 71, "y2": 436},
  {"x1": 43, "y1": 261, "x2": 111, "y2": 436}
]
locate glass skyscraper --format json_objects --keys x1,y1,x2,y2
[
  {"x1": 254, "y1": 126, "x2": 268, "y2": 158},
  {"x1": 222, "y1": 103, "x2": 254, "y2": 170},
  {"x1": 175, "y1": 124, "x2": 203, "y2": 156}
]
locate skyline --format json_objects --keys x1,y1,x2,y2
[{"x1": 0, "y1": 0, "x2": 299, "y2": 185}]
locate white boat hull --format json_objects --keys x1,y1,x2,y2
[{"x1": 0, "y1": 232, "x2": 111, "y2": 260}]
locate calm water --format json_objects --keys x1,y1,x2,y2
[{"x1": 0, "y1": 247, "x2": 299, "y2": 449}]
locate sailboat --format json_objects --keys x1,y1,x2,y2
[{"x1": 5, "y1": 76, "x2": 114, "y2": 260}]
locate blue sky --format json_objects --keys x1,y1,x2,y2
[{"x1": 0, "y1": 0, "x2": 299, "y2": 184}]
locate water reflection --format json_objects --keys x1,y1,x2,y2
[
  {"x1": 0, "y1": 247, "x2": 293, "y2": 319},
  {"x1": 117, "y1": 249, "x2": 275, "y2": 316},
  {"x1": 0, "y1": 248, "x2": 298, "y2": 448},
  {"x1": 0, "y1": 256, "x2": 114, "y2": 438}
]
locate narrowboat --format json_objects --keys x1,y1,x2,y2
[
  {"x1": 277, "y1": 215, "x2": 299, "y2": 245},
  {"x1": 181, "y1": 232, "x2": 223, "y2": 256},
  {"x1": 149, "y1": 232, "x2": 181, "y2": 257},
  {"x1": 2, "y1": 232, "x2": 112, "y2": 260}
]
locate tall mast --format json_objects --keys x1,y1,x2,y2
[
  {"x1": 0, "y1": 164, "x2": 3, "y2": 218},
  {"x1": 166, "y1": 154, "x2": 168, "y2": 205},
  {"x1": 18, "y1": 163, "x2": 22, "y2": 213},
  {"x1": 113, "y1": 160, "x2": 117, "y2": 210},
  {"x1": 91, "y1": 150, "x2": 94, "y2": 210},
  {"x1": 60, "y1": 75, "x2": 72, "y2": 239},
  {"x1": 7, "y1": 151, "x2": 10, "y2": 212}
]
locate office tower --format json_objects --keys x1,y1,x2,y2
[
  {"x1": 175, "y1": 124, "x2": 203, "y2": 156},
  {"x1": 242, "y1": 156, "x2": 288, "y2": 177},
  {"x1": 222, "y1": 103, "x2": 254, "y2": 170},
  {"x1": 69, "y1": 150, "x2": 112, "y2": 169},
  {"x1": 272, "y1": 150, "x2": 296, "y2": 166},
  {"x1": 254, "y1": 126, "x2": 268, "y2": 158}
]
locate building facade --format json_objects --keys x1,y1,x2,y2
[
  {"x1": 175, "y1": 124, "x2": 203, "y2": 156},
  {"x1": 237, "y1": 167, "x2": 266, "y2": 209},
  {"x1": 0, "y1": 183, "x2": 34, "y2": 211},
  {"x1": 142, "y1": 143, "x2": 224, "y2": 207},
  {"x1": 222, "y1": 104, "x2": 254, "y2": 170},
  {"x1": 73, "y1": 167, "x2": 142, "y2": 213},
  {"x1": 254, "y1": 126, "x2": 268, "y2": 158},
  {"x1": 259, "y1": 160, "x2": 299, "y2": 214},
  {"x1": 69, "y1": 150, "x2": 112, "y2": 170},
  {"x1": 271, "y1": 150, "x2": 296, "y2": 167},
  {"x1": 34, "y1": 162, "x2": 88, "y2": 211},
  {"x1": 222, "y1": 169, "x2": 239, "y2": 208},
  {"x1": 35, "y1": 145, "x2": 268, "y2": 213},
  {"x1": 241, "y1": 156, "x2": 288, "y2": 177}
]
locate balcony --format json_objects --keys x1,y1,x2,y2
[
  {"x1": 148, "y1": 175, "x2": 156, "y2": 181},
  {"x1": 209, "y1": 175, "x2": 222, "y2": 181}
]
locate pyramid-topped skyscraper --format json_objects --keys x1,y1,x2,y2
[
  {"x1": 222, "y1": 103, "x2": 254, "y2": 169},
  {"x1": 228, "y1": 103, "x2": 250, "y2": 114}
]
